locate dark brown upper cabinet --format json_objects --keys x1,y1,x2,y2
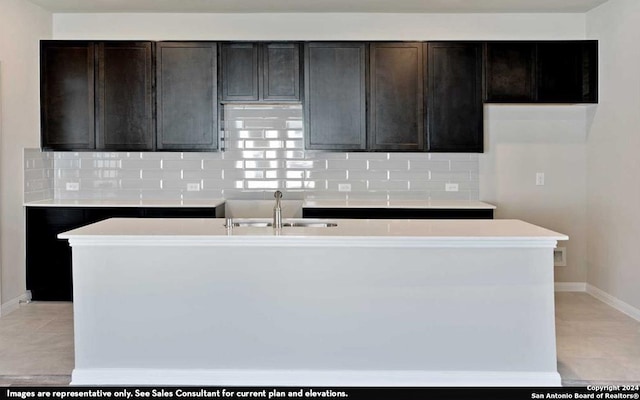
[
  {"x1": 485, "y1": 40, "x2": 598, "y2": 104},
  {"x1": 485, "y1": 42, "x2": 536, "y2": 103},
  {"x1": 304, "y1": 42, "x2": 367, "y2": 151},
  {"x1": 220, "y1": 43, "x2": 259, "y2": 102},
  {"x1": 426, "y1": 42, "x2": 484, "y2": 153},
  {"x1": 537, "y1": 41, "x2": 598, "y2": 103},
  {"x1": 156, "y1": 42, "x2": 218, "y2": 151},
  {"x1": 369, "y1": 42, "x2": 424, "y2": 151},
  {"x1": 220, "y1": 42, "x2": 301, "y2": 102},
  {"x1": 41, "y1": 41, "x2": 96, "y2": 151},
  {"x1": 96, "y1": 42, "x2": 154, "y2": 151},
  {"x1": 263, "y1": 43, "x2": 301, "y2": 101}
]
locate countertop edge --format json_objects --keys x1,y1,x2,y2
[{"x1": 23, "y1": 199, "x2": 226, "y2": 208}]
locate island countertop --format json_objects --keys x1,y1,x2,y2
[{"x1": 60, "y1": 217, "x2": 567, "y2": 247}]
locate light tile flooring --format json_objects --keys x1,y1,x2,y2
[{"x1": 0, "y1": 293, "x2": 638, "y2": 386}]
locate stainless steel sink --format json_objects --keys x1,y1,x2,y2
[{"x1": 225, "y1": 218, "x2": 337, "y2": 228}]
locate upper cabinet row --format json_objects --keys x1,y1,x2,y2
[
  {"x1": 485, "y1": 41, "x2": 598, "y2": 103},
  {"x1": 40, "y1": 40, "x2": 598, "y2": 153},
  {"x1": 305, "y1": 42, "x2": 483, "y2": 152}
]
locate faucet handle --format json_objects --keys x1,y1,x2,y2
[{"x1": 274, "y1": 190, "x2": 283, "y2": 200}]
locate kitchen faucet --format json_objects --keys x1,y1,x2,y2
[{"x1": 273, "y1": 190, "x2": 283, "y2": 229}]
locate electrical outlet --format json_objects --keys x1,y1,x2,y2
[
  {"x1": 554, "y1": 247, "x2": 567, "y2": 267},
  {"x1": 338, "y1": 183, "x2": 351, "y2": 192},
  {"x1": 187, "y1": 183, "x2": 201, "y2": 192},
  {"x1": 66, "y1": 182, "x2": 79, "y2": 191},
  {"x1": 536, "y1": 172, "x2": 545, "y2": 186},
  {"x1": 445, "y1": 183, "x2": 459, "y2": 192}
]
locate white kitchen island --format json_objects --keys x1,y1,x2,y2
[{"x1": 60, "y1": 218, "x2": 567, "y2": 387}]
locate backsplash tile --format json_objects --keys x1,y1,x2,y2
[
  {"x1": 24, "y1": 104, "x2": 480, "y2": 202},
  {"x1": 24, "y1": 149, "x2": 54, "y2": 202}
]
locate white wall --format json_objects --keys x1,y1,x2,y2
[
  {"x1": 482, "y1": 106, "x2": 589, "y2": 284},
  {"x1": 0, "y1": 0, "x2": 51, "y2": 310},
  {"x1": 53, "y1": 13, "x2": 585, "y2": 41},
  {"x1": 586, "y1": 0, "x2": 640, "y2": 310}
]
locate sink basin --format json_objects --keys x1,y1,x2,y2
[{"x1": 225, "y1": 218, "x2": 337, "y2": 228}]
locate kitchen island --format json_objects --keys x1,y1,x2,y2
[{"x1": 60, "y1": 218, "x2": 567, "y2": 386}]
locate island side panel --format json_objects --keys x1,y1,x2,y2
[{"x1": 70, "y1": 243, "x2": 558, "y2": 385}]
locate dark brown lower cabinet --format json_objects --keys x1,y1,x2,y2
[{"x1": 26, "y1": 206, "x2": 224, "y2": 301}]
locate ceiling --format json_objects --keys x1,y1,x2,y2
[{"x1": 28, "y1": 0, "x2": 610, "y2": 13}]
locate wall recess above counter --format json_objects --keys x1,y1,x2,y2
[{"x1": 40, "y1": 40, "x2": 598, "y2": 153}]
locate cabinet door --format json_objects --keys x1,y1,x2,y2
[
  {"x1": 485, "y1": 42, "x2": 536, "y2": 103},
  {"x1": 221, "y1": 43, "x2": 259, "y2": 102},
  {"x1": 40, "y1": 41, "x2": 95, "y2": 151},
  {"x1": 142, "y1": 207, "x2": 219, "y2": 218},
  {"x1": 262, "y1": 43, "x2": 301, "y2": 101},
  {"x1": 426, "y1": 42, "x2": 483, "y2": 153},
  {"x1": 304, "y1": 42, "x2": 367, "y2": 151},
  {"x1": 156, "y1": 42, "x2": 218, "y2": 151},
  {"x1": 26, "y1": 207, "x2": 86, "y2": 301},
  {"x1": 537, "y1": 41, "x2": 598, "y2": 103},
  {"x1": 369, "y1": 42, "x2": 424, "y2": 151},
  {"x1": 96, "y1": 42, "x2": 154, "y2": 151}
]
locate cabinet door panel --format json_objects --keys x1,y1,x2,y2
[
  {"x1": 40, "y1": 41, "x2": 95, "y2": 150},
  {"x1": 262, "y1": 43, "x2": 301, "y2": 101},
  {"x1": 304, "y1": 43, "x2": 367, "y2": 150},
  {"x1": 485, "y1": 42, "x2": 536, "y2": 102},
  {"x1": 369, "y1": 43, "x2": 424, "y2": 151},
  {"x1": 26, "y1": 207, "x2": 86, "y2": 301},
  {"x1": 537, "y1": 41, "x2": 598, "y2": 103},
  {"x1": 426, "y1": 42, "x2": 483, "y2": 153},
  {"x1": 156, "y1": 42, "x2": 218, "y2": 151},
  {"x1": 221, "y1": 43, "x2": 259, "y2": 102},
  {"x1": 96, "y1": 42, "x2": 154, "y2": 150}
]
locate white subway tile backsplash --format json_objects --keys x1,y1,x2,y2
[
  {"x1": 430, "y1": 171, "x2": 473, "y2": 182},
  {"x1": 349, "y1": 170, "x2": 387, "y2": 180},
  {"x1": 408, "y1": 160, "x2": 450, "y2": 172},
  {"x1": 305, "y1": 170, "x2": 348, "y2": 180},
  {"x1": 120, "y1": 159, "x2": 158, "y2": 170},
  {"x1": 348, "y1": 152, "x2": 388, "y2": 160},
  {"x1": 162, "y1": 159, "x2": 202, "y2": 170},
  {"x1": 451, "y1": 160, "x2": 480, "y2": 172},
  {"x1": 368, "y1": 180, "x2": 410, "y2": 191},
  {"x1": 26, "y1": 105, "x2": 479, "y2": 202},
  {"x1": 390, "y1": 170, "x2": 428, "y2": 181},
  {"x1": 368, "y1": 159, "x2": 409, "y2": 171},
  {"x1": 24, "y1": 149, "x2": 54, "y2": 202},
  {"x1": 327, "y1": 159, "x2": 368, "y2": 170}
]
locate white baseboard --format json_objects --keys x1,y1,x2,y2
[
  {"x1": 555, "y1": 282, "x2": 587, "y2": 292},
  {"x1": 0, "y1": 291, "x2": 31, "y2": 317},
  {"x1": 71, "y1": 368, "x2": 561, "y2": 387},
  {"x1": 587, "y1": 284, "x2": 640, "y2": 322}
]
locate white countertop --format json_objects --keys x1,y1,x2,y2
[
  {"x1": 24, "y1": 199, "x2": 226, "y2": 208},
  {"x1": 60, "y1": 218, "x2": 567, "y2": 248},
  {"x1": 302, "y1": 199, "x2": 496, "y2": 209},
  {"x1": 25, "y1": 198, "x2": 495, "y2": 210}
]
